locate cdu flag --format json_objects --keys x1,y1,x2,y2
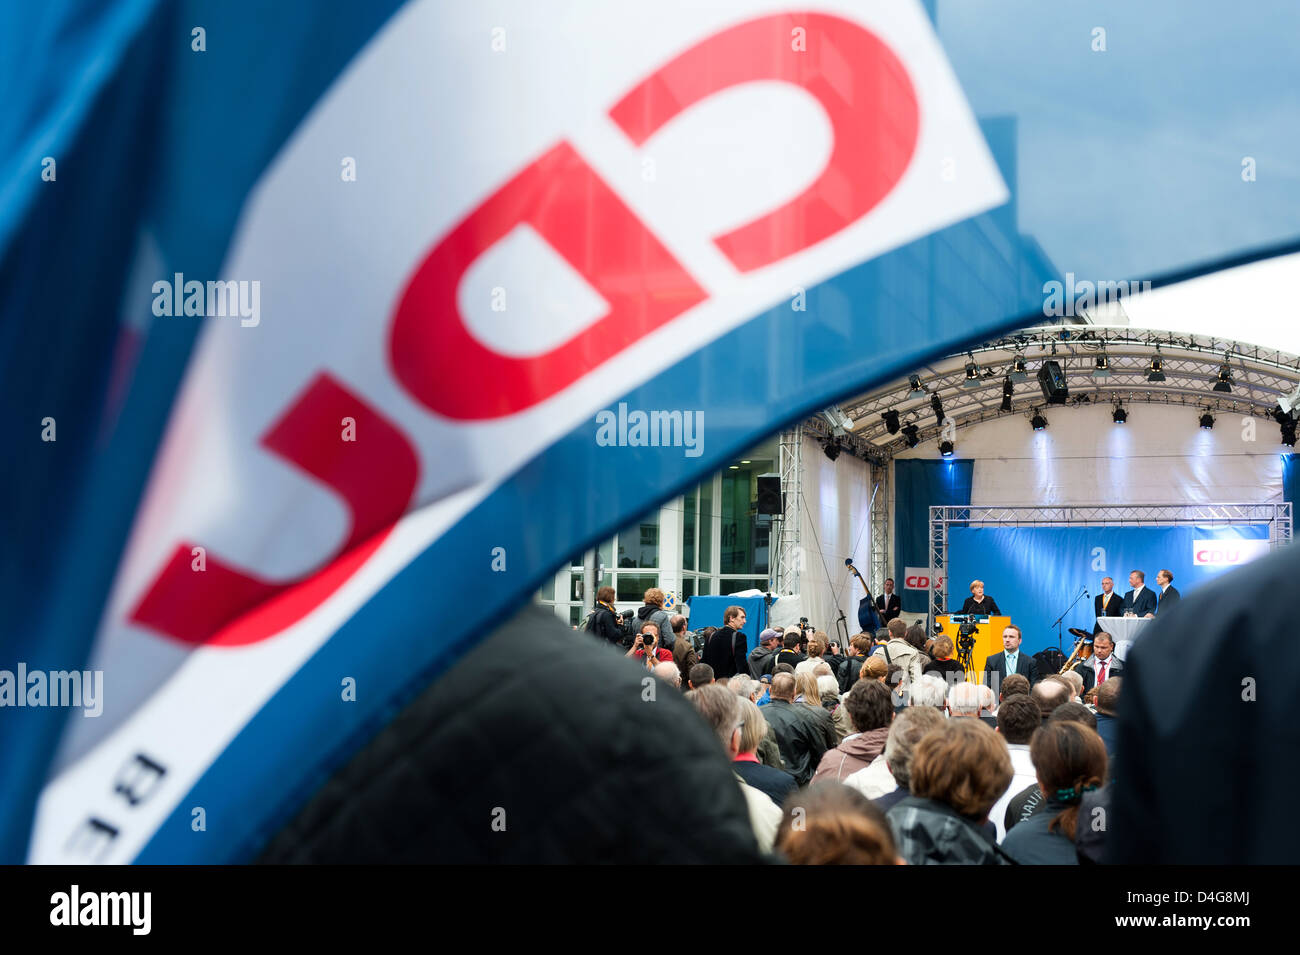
[{"x1": 2, "y1": 0, "x2": 1299, "y2": 863}]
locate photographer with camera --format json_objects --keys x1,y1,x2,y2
[{"x1": 626, "y1": 621, "x2": 674, "y2": 668}]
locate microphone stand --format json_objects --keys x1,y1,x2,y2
[{"x1": 1051, "y1": 586, "x2": 1089, "y2": 654}]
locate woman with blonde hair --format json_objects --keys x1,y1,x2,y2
[
  {"x1": 732, "y1": 697, "x2": 797, "y2": 805},
  {"x1": 960, "y1": 579, "x2": 1001, "y2": 616},
  {"x1": 794, "y1": 670, "x2": 823, "y2": 710},
  {"x1": 860, "y1": 656, "x2": 888, "y2": 683}
]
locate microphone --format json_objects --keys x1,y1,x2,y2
[{"x1": 1084, "y1": 589, "x2": 1091, "y2": 598}]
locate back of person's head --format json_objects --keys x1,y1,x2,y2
[
  {"x1": 887, "y1": 618, "x2": 908, "y2": 641},
  {"x1": 861, "y1": 656, "x2": 888, "y2": 682},
  {"x1": 807, "y1": 633, "x2": 827, "y2": 657},
  {"x1": 905, "y1": 624, "x2": 927, "y2": 651},
  {"x1": 1030, "y1": 721, "x2": 1107, "y2": 841},
  {"x1": 1049, "y1": 701, "x2": 1098, "y2": 730},
  {"x1": 882, "y1": 706, "x2": 946, "y2": 789},
  {"x1": 932, "y1": 634, "x2": 954, "y2": 660},
  {"x1": 1095, "y1": 676, "x2": 1122, "y2": 716},
  {"x1": 645, "y1": 587, "x2": 666, "y2": 608},
  {"x1": 770, "y1": 672, "x2": 796, "y2": 701},
  {"x1": 996, "y1": 694, "x2": 1040, "y2": 745},
  {"x1": 845, "y1": 679, "x2": 893, "y2": 734},
  {"x1": 812, "y1": 661, "x2": 833, "y2": 678},
  {"x1": 850, "y1": 634, "x2": 872, "y2": 655},
  {"x1": 911, "y1": 674, "x2": 947, "y2": 708},
  {"x1": 1000, "y1": 673, "x2": 1031, "y2": 699},
  {"x1": 729, "y1": 675, "x2": 756, "y2": 700},
  {"x1": 874, "y1": 628, "x2": 890, "y2": 644},
  {"x1": 816, "y1": 674, "x2": 840, "y2": 698},
  {"x1": 1032, "y1": 677, "x2": 1072, "y2": 719},
  {"x1": 653, "y1": 661, "x2": 681, "y2": 687},
  {"x1": 773, "y1": 662, "x2": 796, "y2": 676},
  {"x1": 782, "y1": 632, "x2": 801, "y2": 650},
  {"x1": 1062, "y1": 669, "x2": 1084, "y2": 699},
  {"x1": 688, "y1": 683, "x2": 740, "y2": 749},
  {"x1": 775, "y1": 783, "x2": 901, "y2": 865},
  {"x1": 794, "y1": 671, "x2": 821, "y2": 705},
  {"x1": 688, "y1": 663, "x2": 715, "y2": 688},
  {"x1": 910, "y1": 720, "x2": 1013, "y2": 821},
  {"x1": 670, "y1": 614, "x2": 687, "y2": 635},
  {"x1": 978, "y1": 684, "x2": 996, "y2": 713},
  {"x1": 759, "y1": 628, "x2": 780, "y2": 647},
  {"x1": 596, "y1": 585, "x2": 616, "y2": 604},
  {"x1": 947, "y1": 681, "x2": 983, "y2": 716},
  {"x1": 736, "y1": 697, "x2": 767, "y2": 755}
]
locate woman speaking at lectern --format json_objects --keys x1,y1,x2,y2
[{"x1": 959, "y1": 580, "x2": 1001, "y2": 616}]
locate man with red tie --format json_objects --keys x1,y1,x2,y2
[
  {"x1": 1080, "y1": 631, "x2": 1124, "y2": 693},
  {"x1": 1093, "y1": 576, "x2": 1124, "y2": 634}
]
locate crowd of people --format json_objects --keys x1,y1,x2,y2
[{"x1": 587, "y1": 587, "x2": 1122, "y2": 864}]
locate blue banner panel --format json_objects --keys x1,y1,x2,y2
[
  {"x1": 685, "y1": 595, "x2": 773, "y2": 653},
  {"x1": 894, "y1": 459, "x2": 973, "y2": 613},
  {"x1": 948, "y1": 524, "x2": 1272, "y2": 655}
]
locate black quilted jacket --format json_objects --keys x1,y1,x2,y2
[{"x1": 258, "y1": 605, "x2": 768, "y2": 864}]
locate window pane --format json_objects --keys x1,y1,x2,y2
[
  {"x1": 569, "y1": 605, "x2": 582, "y2": 626},
  {"x1": 719, "y1": 461, "x2": 774, "y2": 575},
  {"x1": 682, "y1": 489, "x2": 696, "y2": 572},
  {"x1": 597, "y1": 539, "x2": 613, "y2": 575},
  {"x1": 699, "y1": 480, "x2": 713, "y2": 573},
  {"x1": 616, "y1": 573, "x2": 658, "y2": 603},
  {"x1": 697, "y1": 577, "x2": 712, "y2": 596},
  {"x1": 617, "y1": 512, "x2": 659, "y2": 569},
  {"x1": 538, "y1": 571, "x2": 555, "y2": 602},
  {"x1": 680, "y1": 577, "x2": 695, "y2": 600},
  {"x1": 570, "y1": 572, "x2": 585, "y2": 603},
  {"x1": 719, "y1": 578, "x2": 769, "y2": 595}
]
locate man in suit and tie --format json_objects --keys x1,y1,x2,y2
[
  {"x1": 1122, "y1": 570, "x2": 1157, "y2": 618},
  {"x1": 1094, "y1": 576, "x2": 1124, "y2": 633},
  {"x1": 1155, "y1": 569, "x2": 1181, "y2": 615},
  {"x1": 984, "y1": 624, "x2": 1039, "y2": 693},
  {"x1": 875, "y1": 577, "x2": 902, "y2": 623},
  {"x1": 1080, "y1": 631, "x2": 1125, "y2": 693}
]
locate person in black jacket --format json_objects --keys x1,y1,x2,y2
[
  {"x1": 702, "y1": 605, "x2": 749, "y2": 678},
  {"x1": 1155, "y1": 569, "x2": 1181, "y2": 615},
  {"x1": 589, "y1": 586, "x2": 626, "y2": 646},
  {"x1": 256, "y1": 605, "x2": 766, "y2": 863},
  {"x1": 875, "y1": 578, "x2": 902, "y2": 623},
  {"x1": 761, "y1": 673, "x2": 835, "y2": 786},
  {"x1": 959, "y1": 579, "x2": 1001, "y2": 616},
  {"x1": 1093, "y1": 576, "x2": 1124, "y2": 633}
]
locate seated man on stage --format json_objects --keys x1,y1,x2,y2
[
  {"x1": 1122, "y1": 570, "x2": 1157, "y2": 618},
  {"x1": 984, "y1": 624, "x2": 1039, "y2": 691},
  {"x1": 1155, "y1": 569, "x2": 1181, "y2": 615},
  {"x1": 1094, "y1": 576, "x2": 1124, "y2": 633},
  {"x1": 960, "y1": 579, "x2": 1001, "y2": 617},
  {"x1": 1079, "y1": 631, "x2": 1124, "y2": 693}
]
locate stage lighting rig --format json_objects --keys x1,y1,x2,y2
[
  {"x1": 901, "y1": 424, "x2": 920, "y2": 448},
  {"x1": 905, "y1": 374, "x2": 926, "y2": 400},
  {"x1": 1030, "y1": 410, "x2": 1048, "y2": 431},
  {"x1": 930, "y1": 393, "x2": 945, "y2": 426},
  {"x1": 1000, "y1": 377, "x2": 1013, "y2": 412},
  {"x1": 939, "y1": 440, "x2": 954, "y2": 457},
  {"x1": 1112, "y1": 402, "x2": 1128, "y2": 424},
  {"x1": 821, "y1": 436, "x2": 842, "y2": 460},
  {"x1": 962, "y1": 353, "x2": 982, "y2": 388},
  {"x1": 1199, "y1": 412, "x2": 1215, "y2": 431},
  {"x1": 1213, "y1": 355, "x2": 1233, "y2": 393},
  {"x1": 1282, "y1": 419, "x2": 1298, "y2": 448},
  {"x1": 1147, "y1": 348, "x2": 1165, "y2": 382},
  {"x1": 1278, "y1": 382, "x2": 1300, "y2": 416},
  {"x1": 1009, "y1": 354, "x2": 1029, "y2": 383},
  {"x1": 881, "y1": 409, "x2": 901, "y2": 435},
  {"x1": 1093, "y1": 353, "x2": 1110, "y2": 379}
]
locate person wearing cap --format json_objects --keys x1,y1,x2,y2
[{"x1": 747, "y1": 628, "x2": 782, "y2": 679}]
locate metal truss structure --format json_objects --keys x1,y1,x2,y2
[
  {"x1": 773, "y1": 426, "x2": 803, "y2": 595},
  {"x1": 869, "y1": 461, "x2": 889, "y2": 594},
  {"x1": 926, "y1": 502, "x2": 1293, "y2": 627},
  {"x1": 841, "y1": 326, "x2": 1300, "y2": 457}
]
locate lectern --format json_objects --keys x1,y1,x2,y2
[{"x1": 935, "y1": 614, "x2": 1011, "y2": 684}]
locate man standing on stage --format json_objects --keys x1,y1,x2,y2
[
  {"x1": 1155, "y1": 569, "x2": 1181, "y2": 615},
  {"x1": 984, "y1": 624, "x2": 1039, "y2": 692},
  {"x1": 1094, "y1": 576, "x2": 1124, "y2": 633},
  {"x1": 1122, "y1": 570, "x2": 1157, "y2": 618},
  {"x1": 875, "y1": 578, "x2": 902, "y2": 623}
]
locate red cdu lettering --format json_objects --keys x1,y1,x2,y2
[
  {"x1": 388, "y1": 141, "x2": 707, "y2": 420},
  {"x1": 608, "y1": 12, "x2": 919, "y2": 273},
  {"x1": 130, "y1": 374, "x2": 419, "y2": 646}
]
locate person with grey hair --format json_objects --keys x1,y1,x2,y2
[
  {"x1": 653, "y1": 660, "x2": 681, "y2": 688},
  {"x1": 947, "y1": 682, "x2": 989, "y2": 719},
  {"x1": 762, "y1": 672, "x2": 835, "y2": 786},
  {"x1": 910, "y1": 674, "x2": 948, "y2": 709},
  {"x1": 732, "y1": 697, "x2": 797, "y2": 806},
  {"x1": 844, "y1": 705, "x2": 947, "y2": 809},
  {"x1": 686, "y1": 684, "x2": 782, "y2": 851},
  {"x1": 731, "y1": 675, "x2": 787, "y2": 770},
  {"x1": 977, "y1": 683, "x2": 998, "y2": 729},
  {"x1": 1031, "y1": 676, "x2": 1073, "y2": 722}
]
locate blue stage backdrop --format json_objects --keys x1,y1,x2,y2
[{"x1": 948, "y1": 524, "x2": 1272, "y2": 655}]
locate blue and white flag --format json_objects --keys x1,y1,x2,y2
[{"x1": 3, "y1": 0, "x2": 1299, "y2": 863}]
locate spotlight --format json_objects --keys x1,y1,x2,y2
[
  {"x1": 1279, "y1": 383, "x2": 1300, "y2": 416},
  {"x1": 1031, "y1": 411, "x2": 1048, "y2": 431},
  {"x1": 821, "y1": 437, "x2": 842, "y2": 460},
  {"x1": 881, "y1": 410, "x2": 901, "y2": 435},
  {"x1": 962, "y1": 355, "x2": 981, "y2": 388},
  {"x1": 1213, "y1": 358, "x2": 1233, "y2": 393},
  {"x1": 1000, "y1": 377, "x2": 1013, "y2": 413},
  {"x1": 1093, "y1": 354, "x2": 1110, "y2": 379},
  {"x1": 901, "y1": 424, "x2": 920, "y2": 449},
  {"x1": 930, "y1": 394, "x2": 945, "y2": 427},
  {"x1": 906, "y1": 374, "x2": 925, "y2": 400},
  {"x1": 1112, "y1": 403, "x2": 1128, "y2": 424},
  {"x1": 1282, "y1": 419, "x2": 1298, "y2": 448},
  {"x1": 1199, "y1": 413, "x2": 1215, "y2": 431},
  {"x1": 1009, "y1": 354, "x2": 1029, "y2": 383},
  {"x1": 939, "y1": 440, "x2": 954, "y2": 457},
  {"x1": 1147, "y1": 350, "x2": 1165, "y2": 382}
]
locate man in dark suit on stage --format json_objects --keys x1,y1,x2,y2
[
  {"x1": 875, "y1": 577, "x2": 901, "y2": 623},
  {"x1": 1122, "y1": 570, "x2": 1157, "y2": 618},
  {"x1": 1155, "y1": 569, "x2": 1181, "y2": 615},
  {"x1": 984, "y1": 624, "x2": 1039, "y2": 692},
  {"x1": 1094, "y1": 576, "x2": 1124, "y2": 633}
]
